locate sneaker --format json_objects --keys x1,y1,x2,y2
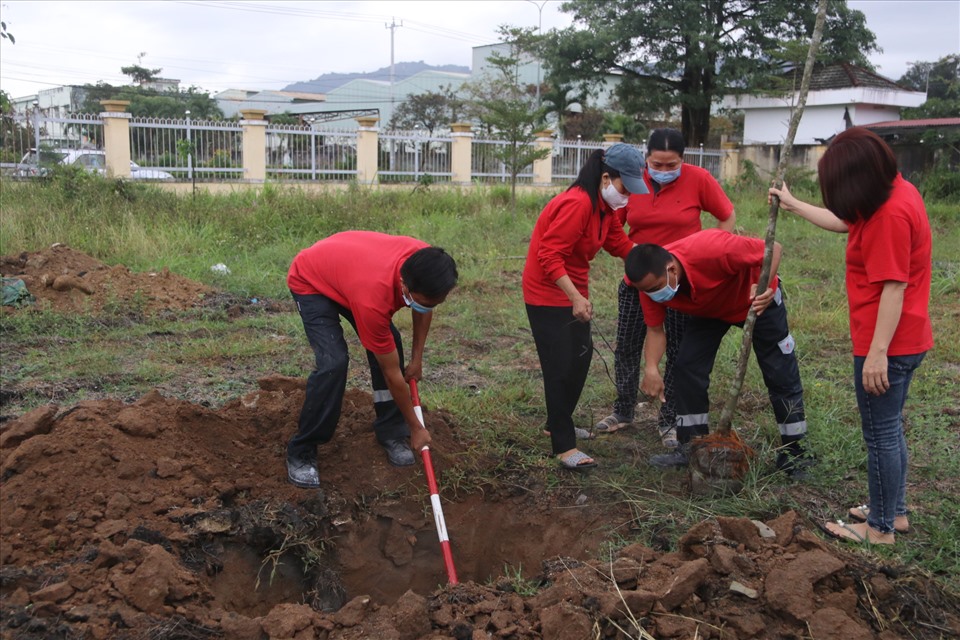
[
  {"x1": 287, "y1": 454, "x2": 320, "y2": 488},
  {"x1": 382, "y1": 438, "x2": 415, "y2": 467},
  {"x1": 658, "y1": 424, "x2": 679, "y2": 449},
  {"x1": 595, "y1": 414, "x2": 632, "y2": 433},
  {"x1": 649, "y1": 444, "x2": 689, "y2": 469},
  {"x1": 775, "y1": 450, "x2": 818, "y2": 480}
]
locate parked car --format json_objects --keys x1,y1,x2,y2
[{"x1": 16, "y1": 148, "x2": 175, "y2": 181}]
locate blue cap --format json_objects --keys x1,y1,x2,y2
[{"x1": 603, "y1": 143, "x2": 649, "y2": 195}]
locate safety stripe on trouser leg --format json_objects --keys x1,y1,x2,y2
[
  {"x1": 676, "y1": 413, "x2": 709, "y2": 428},
  {"x1": 780, "y1": 420, "x2": 807, "y2": 436},
  {"x1": 373, "y1": 389, "x2": 393, "y2": 403}
]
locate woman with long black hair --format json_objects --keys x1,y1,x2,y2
[{"x1": 522, "y1": 143, "x2": 646, "y2": 470}]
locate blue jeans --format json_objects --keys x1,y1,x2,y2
[{"x1": 854, "y1": 352, "x2": 926, "y2": 534}]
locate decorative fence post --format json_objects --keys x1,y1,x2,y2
[
  {"x1": 720, "y1": 137, "x2": 740, "y2": 185},
  {"x1": 240, "y1": 109, "x2": 268, "y2": 183},
  {"x1": 355, "y1": 116, "x2": 380, "y2": 185},
  {"x1": 533, "y1": 130, "x2": 554, "y2": 186},
  {"x1": 450, "y1": 122, "x2": 473, "y2": 186},
  {"x1": 602, "y1": 133, "x2": 624, "y2": 147},
  {"x1": 100, "y1": 100, "x2": 132, "y2": 179}
]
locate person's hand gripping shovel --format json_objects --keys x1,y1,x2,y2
[{"x1": 409, "y1": 379, "x2": 458, "y2": 585}]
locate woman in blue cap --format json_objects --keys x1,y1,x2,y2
[{"x1": 522, "y1": 143, "x2": 647, "y2": 469}]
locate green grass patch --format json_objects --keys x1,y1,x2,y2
[{"x1": 2, "y1": 179, "x2": 958, "y2": 594}]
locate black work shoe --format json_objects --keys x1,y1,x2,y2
[
  {"x1": 382, "y1": 438, "x2": 415, "y2": 467},
  {"x1": 649, "y1": 444, "x2": 690, "y2": 469},
  {"x1": 775, "y1": 451, "x2": 818, "y2": 481},
  {"x1": 287, "y1": 455, "x2": 320, "y2": 488}
]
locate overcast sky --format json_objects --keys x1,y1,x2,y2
[{"x1": 1, "y1": 0, "x2": 958, "y2": 100}]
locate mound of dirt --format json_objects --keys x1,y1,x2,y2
[
  {"x1": 1, "y1": 244, "x2": 213, "y2": 314},
  {"x1": 1, "y1": 378, "x2": 957, "y2": 640}
]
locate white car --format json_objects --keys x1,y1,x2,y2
[{"x1": 17, "y1": 148, "x2": 175, "y2": 181}]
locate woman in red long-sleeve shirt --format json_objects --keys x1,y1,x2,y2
[{"x1": 522, "y1": 143, "x2": 646, "y2": 470}]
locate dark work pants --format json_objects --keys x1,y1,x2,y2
[
  {"x1": 288, "y1": 292, "x2": 407, "y2": 460},
  {"x1": 672, "y1": 287, "x2": 807, "y2": 445},
  {"x1": 613, "y1": 279, "x2": 689, "y2": 426},
  {"x1": 526, "y1": 304, "x2": 593, "y2": 455}
]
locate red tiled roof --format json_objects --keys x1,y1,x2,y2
[{"x1": 866, "y1": 118, "x2": 960, "y2": 129}]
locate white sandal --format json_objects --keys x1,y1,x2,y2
[
  {"x1": 658, "y1": 425, "x2": 679, "y2": 449},
  {"x1": 595, "y1": 414, "x2": 632, "y2": 433}
]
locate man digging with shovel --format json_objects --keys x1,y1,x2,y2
[
  {"x1": 625, "y1": 230, "x2": 815, "y2": 479},
  {"x1": 285, "y1": 231, "x2": 458, "y2": 488}
]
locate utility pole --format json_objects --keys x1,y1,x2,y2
[
  {"x1": 386, "y1": 17, "x2": 403, "y2": 118},
  {"x1": 525, "y1": 0, "x2": 548, "y2": 108},
  {"x1": 386, "y1": 17, "x2": 402, "y2": 171}
]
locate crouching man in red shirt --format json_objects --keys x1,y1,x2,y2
[
  {"x1": 285, "y1": 231, "x2": 458, "y2": 488},
  {"x1": 625, "y1": 229, "x2": 814, "y2": 479}
]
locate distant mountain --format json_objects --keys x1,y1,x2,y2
[{"x1": 283, "y1": 61, "x2": 471, "y2": 94}]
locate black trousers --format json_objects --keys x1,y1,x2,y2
[
  {"x1": 288, "y1": 292, "x2": 407, "y2": 460},
  {"x1": 672, "y1": 286, "x2": 807, "y2": 445},
  {"x1": 613, "y1": 279, "x2": 689, "y2": 426},
  {"x1": 526, "y1": 304, "x2": 592, "y2": 455}
]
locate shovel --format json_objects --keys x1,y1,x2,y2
[
  {"x1": 689, "y1": 0, "x2": 829, "y2": 495},
  {"x1": 409, "y1": 379, "x2": 458, "y2": 585}
]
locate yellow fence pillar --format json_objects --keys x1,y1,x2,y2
[
  {"x1": 356, "y1": 116, "x2": 379, "y2": 185},
  {"x1": 532, "y1": 130, "x2": 554, "y2": 186},
  {"x1": 450, "y1": 122, "x2": 473, "y2": 186},
  {"x1": 240, "y1": 109, "x2": 268, "y2": 183},
  {"x1": 100, "y1": 100, "x2": 132, "y2": 179},
  {"x1": 602, "y1": 133, "x2": 625, "y2": 146},
  {"x1": 720, "y1": 141, "x2": 740, "y2": 185}
]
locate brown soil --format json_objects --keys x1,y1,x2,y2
[
  {"x1": 1, "y1": 244, "x2": 214, "y2": 315},
  {"x1": 2, "y1": 248, "x2": 959, "y2": 640}
]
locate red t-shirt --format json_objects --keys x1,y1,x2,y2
[
  {"x1": 619, "y1": 163, "x2": 734, "y2": 246},
  {"x1": 287, "y1": 231, "x2": 428, "y2": 354},
  {"x1": 523, "y1": 186, "x2": 634, "y2": 306},
  {"x1": 639, "y1": 230, "x2": 779, "y2": 326},
  {"x1": 845, "y1": 174, "x2": 933, "y2": 357}
]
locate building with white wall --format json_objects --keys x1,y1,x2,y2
[{"x1": 722, "y1": 64, "x2": 926, "y2": 145}]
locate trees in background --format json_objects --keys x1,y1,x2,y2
[
  {"x1": 538, "y1": 0, "x2": 877, "y2": 145},
  {"x1": 899, "y1": 54, "x2": 960, "y2": 119},
  {"x1": 462, "y1": 27, "x2": 550, "y2": 206},
  {"x1": 387, "y1": 85, "x2": 463, "y2": 136}
]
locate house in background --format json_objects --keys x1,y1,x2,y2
[{"x1": 722, "y1": 64, "x2": 926, "y2": 176}]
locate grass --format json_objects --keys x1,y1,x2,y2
[{"x1": 1, "y1": 176, "x2": 958, "y2": 595}]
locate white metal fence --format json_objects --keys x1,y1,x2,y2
[
  {"x1": 378, "y1": 130, "x2": 452, "y2": 183},
  {"x1": 2, "y1": 112, "x2": 727, "y2": 184},
  {"x1": 471, "y1": 136, "x2": 536, "y2": 183},
  {"x1": 552, "y1": 137, "x2": 608, "y2": 183},
  {"x1": 0, "y1": 112, "x2": 103, "y2": 176},
  {"x1": 265, "y1": 124, "x2": 358, "y2": 181},
  {"x1": 130, "y1": 116, "x2": 244, "y2": 181}
]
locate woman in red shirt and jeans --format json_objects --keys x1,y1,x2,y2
[
  {"x1": 523, "y1": 143, "x2": 646, "y2": 470},
  {"x1": 771, "y1": 127, "x2": 933, "y2": 544}
]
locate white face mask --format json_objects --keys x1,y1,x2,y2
[{"x1": 601, "y1": 182, "x2": 629, "y2": 210}]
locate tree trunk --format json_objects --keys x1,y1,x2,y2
[{"x1": 714, "y1": 0, "x2": 830, "y2": 435}]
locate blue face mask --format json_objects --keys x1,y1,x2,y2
[
  {"x1": 402, "y1": 289, "x2": 434, "y2": 314},
  {"x1": 648, "y1": 166, "x2": 681, "y2": 185},
  {"x1": 644, "y1": 270, "x2": 679, "y2": 302}
]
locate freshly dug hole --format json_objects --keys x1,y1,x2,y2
[{"x1": 332, "y1": 493, "x2": 607, "y2": 604}]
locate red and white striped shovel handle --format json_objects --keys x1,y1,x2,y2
[{"x1": 409, "y1": 379, "x2": 458, "y2": 585}]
